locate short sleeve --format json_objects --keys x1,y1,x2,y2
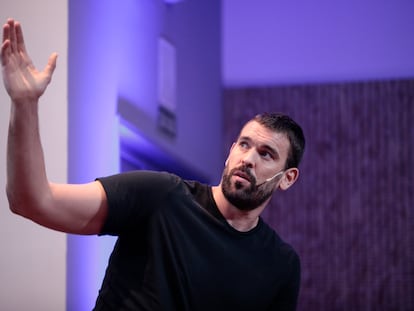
[{"x1": 96, "y1": 170, "x2": 182, "y2": 235}]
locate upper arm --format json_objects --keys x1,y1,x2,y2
[{"x1": 28, "y1": 181, "x2": 108, "y2": 235}]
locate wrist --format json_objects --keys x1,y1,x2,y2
[
  {"x1": 10, "y1": 98, "x2": 40, "y2": 120},
  {"x1": 11, "y1": 96, "x2": 40, "y2": 107}
]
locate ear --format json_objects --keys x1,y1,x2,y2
[{"x1": 279, "y1": 168, "x2": 299, "y2": 191}]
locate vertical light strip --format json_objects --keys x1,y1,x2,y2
[
  {"x1": 68, "y1": 1, "x2": 162, "y2": 310},
  {"x1": 67, "y1": 2, "x2": 120, "y2": 310}
]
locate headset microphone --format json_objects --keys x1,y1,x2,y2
[{"x1": 256, "y1": 170, "x2": 284, "y2": 187}]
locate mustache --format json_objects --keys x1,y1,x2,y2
[{"x1": 229, "y1": 164, "x2": 257, "y2": 184}]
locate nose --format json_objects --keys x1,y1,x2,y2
[{"x1": 241, "y1": 149, "x2": 257, "y2": 168}]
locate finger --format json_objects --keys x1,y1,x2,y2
[
  {"x1": 1, "y1": 39, "x2": 11, "y2": 66},
  {"x1": 2, "y1": 21, "x2": 10, "y2": 44},
  {"x1": 44, "y1": 52, "x2": 58, "y2": 78},
  {"x1": 7, "y1": 19, "x2": 17, "y2": 53},
  {"x1": 1, "y1": 23, "x2": 11, "y2": 66},
  {"x1": 14, "y1": 21, "x2": 27, "y2": 54}
]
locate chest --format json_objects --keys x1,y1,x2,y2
[{"x1": 142, "y1": 197, "x2": 289, "y2": 308}]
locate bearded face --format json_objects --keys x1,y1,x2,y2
[{"x1": 221, "y1": 164, "x2": 276, "y2": 211}]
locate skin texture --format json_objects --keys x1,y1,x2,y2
[
  {"x1": 212, "y1": 121, "x2": 299, "y2": 231},
  {"x1": 2, "y1": 19, "x2": 107, "y2": 234}
]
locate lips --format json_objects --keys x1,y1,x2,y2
[{"x1": 233, "y1": 169, "x2": 252, "y2": 183}]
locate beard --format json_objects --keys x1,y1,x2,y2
[{"x1": 221, "y1": 164, "x2": 275, "y2": 211}]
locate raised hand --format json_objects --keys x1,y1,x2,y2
[{"x1": 1, "y1": 18, "x2": 57, "y2": 104}]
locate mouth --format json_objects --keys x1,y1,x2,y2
[{"x1": 233, "y1": 169, "x2": 252, "y2": 183}]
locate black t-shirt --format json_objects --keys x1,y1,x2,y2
[{"x1": 94, "y1": 170, "x2": 300, "y2": 311}]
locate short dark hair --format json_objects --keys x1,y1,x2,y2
[{"x1": 252, "y1": 113, "x2": 305, "y2": 169}]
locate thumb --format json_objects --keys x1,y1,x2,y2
[{"x1": 43, "y1": 52, "x2": 58, "y2": 78}]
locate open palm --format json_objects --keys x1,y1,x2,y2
[{"x1": 1, "y1": 19, "x2": 57, "y2": 103}]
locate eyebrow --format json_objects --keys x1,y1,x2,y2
[{"x1": 238, "y1": 136, "x2": 280, "y2": 159}]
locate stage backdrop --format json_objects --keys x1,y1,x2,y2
[{"x1": 223, "y1": 79, "x2": 414, "y2": 311}]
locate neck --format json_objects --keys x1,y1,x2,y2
[{"x1": 211, "y1": 185, "x2": 266, "y2": 232}]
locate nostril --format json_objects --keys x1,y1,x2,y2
[{"x1": 241, "y1": 160, "x2": 253, "y2": 168}]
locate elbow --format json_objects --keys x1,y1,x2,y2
[
  {"x1": 6, "y1": 184, "x2": 23, "y2": 216},
  {"x1": 9, "y1": 204, "x2": 24, "y2": 217},
  {"x1": 6, "y1": 182, "x2": 54, "y2": 224},
  {"x1": 6, "y1": 183, "x2": 39, "y2": 218}
]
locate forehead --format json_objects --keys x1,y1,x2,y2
[{"x1": 238, "y1": 121, "x2": 291, "y2": 154}]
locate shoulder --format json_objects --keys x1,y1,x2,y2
[
  {"x1": 98, "y1": 170, "x2": 183, "y2": 194},
  {"x1": 97, "y1": 170, "x2": 186, "y2": 216},
  {"x1": 98, "y1": 170, "x2": 181, "y2": 184},
  {"x1": 97, "y1": 171, "x2": 187, "y2": 235}
]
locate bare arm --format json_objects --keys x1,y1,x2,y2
[{"x1": 2, "y1": 19, "x2": 107, "y2": 234}]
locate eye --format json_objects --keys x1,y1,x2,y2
[
  {"x1": 259, "y1": 149, "x2": 273, "y2": 160},
  {"x1": 239, "y1": 141, "x2": 249, "y2": 149}
]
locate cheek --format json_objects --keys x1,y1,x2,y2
[
  {"x1": 222, "y1": 163, "x2": 232, "y2": 179},
  {"x1": 225, "y1": 154, "x2": 236, "y2": 167},
  {"x1": 228, "y1": 147, "x2": 244, "y2": 163}
]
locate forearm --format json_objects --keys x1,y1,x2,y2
[
  {"x1": 2, "y1": 19, "x2": 109, "y2": 233},
  {"x1": 6, "y1": 99, "x2": 52, "y2": 217}
]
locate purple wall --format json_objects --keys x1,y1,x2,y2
[
  {"x1": 223, "y1": 80, "x2": 414, "y2": 310},
  {"x1": 223, "y1": 4, "x2": 414, "y2": 308},
  {"x1": 223, "y1": 1, "x2": 414, "y2": 86}
]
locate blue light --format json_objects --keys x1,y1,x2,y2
[
  {"x1": 68, "y1": 1, "x2": 221, "y2": 309},
  {"x1": 68, "y1": 1, "x2": 161, "y2": 310}
]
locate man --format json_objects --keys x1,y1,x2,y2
[{"x1": 2, "y1": 19, "x2": 305, "y2": 310}]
